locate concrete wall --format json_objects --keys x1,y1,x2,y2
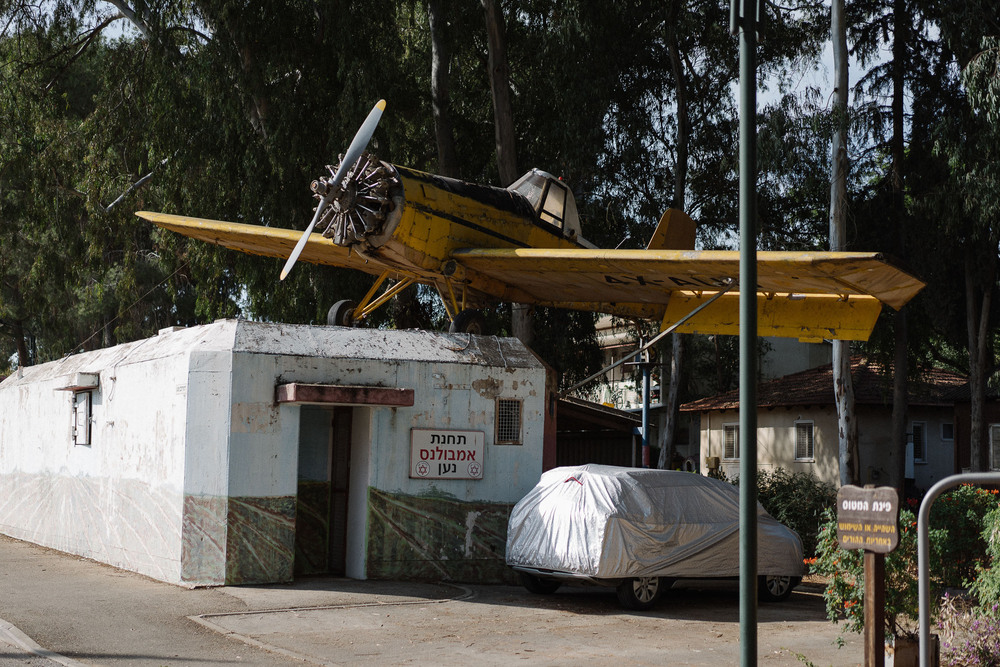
[
  {"x1": 222, "y1": 322, "x2": 548, "y2": 583},
  {"x1": 0, "y1": 326, "x2": 218, "y2": 583}
]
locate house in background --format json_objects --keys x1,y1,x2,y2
[
  {"x1": 681, "y1": 359, "x2": 965, "y2": 490},
  {"x1": 953, "y1": 379, "x2": 1000, "y2": 472}
]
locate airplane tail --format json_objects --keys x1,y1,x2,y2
[{"x1": 647, "y1": 209, "x2": 696, "y2": 250}]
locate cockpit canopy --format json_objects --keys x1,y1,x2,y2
[{"x1": 508, "y1": 169, "x2": 593, "y2": 247}]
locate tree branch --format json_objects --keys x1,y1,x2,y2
[
  {"x1": 43, "y1": 14, "x2": 125, "y2": 92},
  {"x1": 102, "y1": 0, "x2": 154, "y2": 42},
  {"x1": 101, "y1": 155, "x2": 171, "y2": 213}
]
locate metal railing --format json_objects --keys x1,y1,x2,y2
[{"x1": 918, "y1": 472, "x2": 1000, "y2": 667}]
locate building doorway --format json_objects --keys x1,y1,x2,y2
[{"x1": 294, "y1": 406, "x2": 352, "y2": 576}]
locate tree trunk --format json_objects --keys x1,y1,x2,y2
[
  {"x1": 829, "y1": 0, "x2": 859, "y2": 486},
  {"x1": 656, "y1": 13, "x2": 690, "y2": 469},
  {"x1": 658, "y1": 333, "x2": 684, "y2": 470},
  {"x1": 428, "y1": 0, "x2": 459, "y2": 178},
  {"x1": 481, "y1": 0, "x2": 518, "y2": 187},
  {"x1": 12, "y1": 319, "x2": 30, "y2": 368},
  {"x1": 888, "y1": 0, "x2": 909, "y2": 492},
  {"x1": 966, "y1": 253, "x2": 994, "y2": 472},
  {"x1": 482, "y1": 0, "x2": 531, "y2": 344}
]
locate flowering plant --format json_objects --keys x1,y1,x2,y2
[
  {"x1": 811, "y1": 486, "x2": 1000, "y2": 645},
  {"x1": 938, "y1": 594, "x2": 1000, "y2": 667},
  {"x1": 811, "y1": 507, "x2": 930, "y2": 641}
]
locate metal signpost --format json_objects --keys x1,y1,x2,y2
[{"x1": 836, "y1": 484, "x2": 900, "y2": 667}]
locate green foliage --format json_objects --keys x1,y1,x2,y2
[
  {"x1": 970, "y1": 506, "x2": 1000, "y2": 610},
  {"x1": 812, "y1": 487, "x2": 1000, "y2": 642},
  {"x1": 811, "y1": 507, "x2": 927, "y2": 640},
  {"x1": 755, "y1": 469, "x2": 837, "y2": 558},
  {"x1": 724, "y1": 468, "x2": 836, "y2": 559},
  {"x1": 938, "y1": 593, "x2": 1000, "y2": 667},
  {"x1": 929, "y1": 485, "x2": 1000, "y2": 587}
]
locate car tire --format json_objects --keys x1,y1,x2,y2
[
  {"x1": 758, "y1": 575, "x2": 799, "y2": 602},
  {"x1": 616, "y1": 576, "x2": 663, "y2": 610},
  {"x1": 518, "y1": 572, "x2": 562, "y2": 595}
]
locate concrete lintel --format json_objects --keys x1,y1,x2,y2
[{"x1": 275, "y1": 383, "x2": 414, "y2": 407}]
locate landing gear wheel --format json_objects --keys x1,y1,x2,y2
[
  {"x1": 327, "y1": 299, "x2": 358, "y2": 327},
  {"x1": 518, "y1": 572, "x2": 562, "y2": 595},
  {"x1": 448, "y1": 309, "x2": 486, "y2": 334},
  {"x1": 758, "y1": 575, "x2": 799, "y2": 602},
  {"x1": 616, "y1": 576, "x2": 663, "y2": 610}
]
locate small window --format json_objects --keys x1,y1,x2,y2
[
  {"x1": 73, "y1": 391, "x2": 92, "y2": 446},
  {"x1": 723, "y1": 423, "x2": 739, "y2": 460},
  {"x1": 539, "y1": 182, "x2": 567, "y2": 228},
  {"x1": 496, "y1": 398, "x2": 522, "y2": 445},
  {"x1": 941, "y1": 423, "x2": 954, "y2": 441},
  {"x1": 911, "y1": 422, "x2": 927, "y2": 463},
  {"x1": 795, "y1": 421, "x2": 814, "y2": 460},
  {"x1": 990, "y1": 424, "x2": 1000, "y2": 471}
]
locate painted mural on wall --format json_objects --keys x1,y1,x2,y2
[
  {"x1": 224, "y1": 496, "x2": 296, "y2": 585},
  {"x1": 366, "y1": 488, "x2": 516, "y2": 584},
  {"x1": 294, "y1": 480, "x2": 331, "y2": 576}
]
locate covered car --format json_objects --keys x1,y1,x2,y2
[{"x1": 505, "y1": 464, "x2": 805, "y2": 610}]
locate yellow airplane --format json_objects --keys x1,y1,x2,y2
[{"x1": 137, "y1": 100, "x2": 924, "y2": 341}]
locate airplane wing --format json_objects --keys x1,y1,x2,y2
[
  {"x1": 137, "y1": 211, "x2": 382, "y2": 276},
  {"x1": 139, "y1": 210, "x2": 925, "y2": 341},
  {"x1": 449, "y1": 247, "x2": 925, "y2": 340}
]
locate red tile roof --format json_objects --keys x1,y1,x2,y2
[{"x1": 680, "y1": 358, "x2": 966, "y2": 412}]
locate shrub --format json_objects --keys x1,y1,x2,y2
[
  {"x1": 970, "y1": 506, "x2": 1000, "y2": 610},
  {"x1": 938, "y1": 593, "x2": 1000, "y2": 667},
  {"x1": 811, "y1": 486, "x2": 1000, "y2": 643},
  {"x1": 811, "y1": 507, "x2": 932, "y2": 640},
  {"x1": 755, "y1": 469, "x2": 837, "y2": 558},
  {"x1": 728, "y1": 468, "x2": 837, "y2": 558},
  {"x1": 927, "y1": 485, "x2": 1000, "y2": 588}
]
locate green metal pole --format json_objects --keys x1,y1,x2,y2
[{"x1": 736, "y1": 0, "x2": 759, "y2": 663}]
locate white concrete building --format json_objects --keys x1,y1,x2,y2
[{"x1": 0, "y1": 320, "x2": 553, "y2": 586}]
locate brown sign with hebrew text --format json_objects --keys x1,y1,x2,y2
[{"x1": 836, "y1": 485, "x2": 899, "y2": 554}]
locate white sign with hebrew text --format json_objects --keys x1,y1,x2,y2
[{"x1": 410, "y1": 429, "x2": 485, "y2": 480}]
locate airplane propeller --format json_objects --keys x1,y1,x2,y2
[{"x1": 280, "y1": 99, "x2": 386, "y2": 281}]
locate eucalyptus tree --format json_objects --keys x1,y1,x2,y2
[{"x1": 0, "y1": 13, "x2": 107, "y2": 366}]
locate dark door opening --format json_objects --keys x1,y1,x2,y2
[{"x1": 294, "y1": 406, "x2": 352, "y2": 576}]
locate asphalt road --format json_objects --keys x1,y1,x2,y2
[{"x1": 0, "y1": 534, "x2": 862, "y2": 666}]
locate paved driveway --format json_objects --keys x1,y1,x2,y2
[{"x1": 0, "y1": 535, "x2": 860, "y2": 666}]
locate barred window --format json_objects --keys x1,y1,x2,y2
[
  {"x1": 496, "y1": 398, "x2": 522, "y2": 445},
  {"x1": 795, "y1": 421, "x2": 814, "y2": 460},
  {"x1": 73, "y1": 391, "x2": 92, "y2": 446},
  {"x1": 911, "y1": 422, "x2": 926, "y2": 463},
  {"x1": 990, "y1": 424, "x2": 1000, "y2": 471},
  {"x1": 723, "y1": 423, "x2": 739, "y2": 460}
]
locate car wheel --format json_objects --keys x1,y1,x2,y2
[
  {"x1": 758, "y1": 575, "x2": 799, "y2": 602},
  {"x1": 448, "y1": 309, "x2": 486, "y2": 335},
  {"x1": 616, "y1": 577, "x2": 662, "y2": 610},
  {"x1": 518, "y1": 572, "x2": 562, "y2": 595},
  {"x1": 327, "y1": 299, "x2": 357, "y2": 327}
]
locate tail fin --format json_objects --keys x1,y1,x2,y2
[{"x1": 647, "y1": 209, "x2": 696, "y2": 250}]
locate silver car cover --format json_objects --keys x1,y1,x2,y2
[{"x1": 506, "y1": 464, "x2": 805, "y2": 579}]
